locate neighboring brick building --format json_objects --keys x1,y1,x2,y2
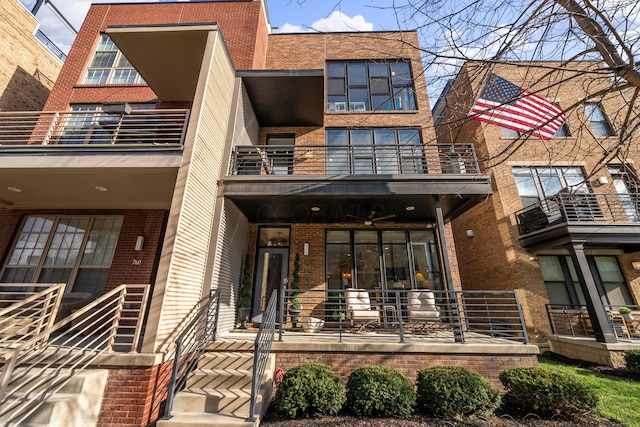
[
  {"x1": 0, "y1": 2, "x2": 540, "y2": 425},
  {"x1": 436, "y1": 61, "x2": 640, "y2": 365},
  {"x1": 0, "y1": 0, "x2": 62, "y2": 111}
]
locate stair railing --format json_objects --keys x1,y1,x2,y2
[
  {"x1": 164, "y1": 288, "x2": 221, "y2": 419},
  {"x1": 248, "y1": 289, "x2": 277, "y2": 422},
  {"x1": 0, "y1": 283, "x2": 65, "y2": 350},
  {"x1": 0, "y1": 284, "x2": 150, "y2": 425}
]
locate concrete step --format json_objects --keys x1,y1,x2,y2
[
  {"x1": 198, "y1": 351, "x2": 254, "y2": 371},
  {"x1": 172, "y1": 388, "x2": 259, "y2": 417},
  {"x1": 186, "y1": 368, "x2": 252, "y2": 390},
  {"x1": 157, "y1": 411, "x2": 258, "y2": 427},
  {"x1": 0, "y1": 369, "x2": 107, "y2": 427}
]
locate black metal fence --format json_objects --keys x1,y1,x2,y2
[{"x1": 545, "y1": 303, "x2": 640, "y2": 340}]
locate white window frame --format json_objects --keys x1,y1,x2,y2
[{"x1": 82, "y1": 35, "x2": 145, "y2": 85}]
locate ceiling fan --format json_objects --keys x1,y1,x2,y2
[{"x1": 346, "y1": 210, "x2": 396, "y2": 226}]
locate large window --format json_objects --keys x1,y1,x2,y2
[
  {"x1": 327, "y1": 61, "x2": 416, "y2": 112},
  {"x1": 540, "y1": 255, "x2": 634, "y2": 307},
  {"x1": 0, "y1": 216, "x2": 123, "y2": 297},
  {"x1": 585, "y1": 103, "x2": 614, "y2": 137},
  {"x1": 513, "y1": 166, "x2": 589, "y2": 208},
  {"x1": 326, "y1": 229, "x2": 442, "y2": 292},
  {"x1": 82, "y1": 35, "x2": 144, "y2": 85},
  {"x1": 326, "y1": 128, "x2": 423, "y2": 174}
]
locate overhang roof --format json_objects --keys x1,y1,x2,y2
[
  {"x1": 106, "y1": 24, "x2": 219, "y2": 102},
  {"x1": 237, "y1": 70, "x2": 324, "y2": 126}
]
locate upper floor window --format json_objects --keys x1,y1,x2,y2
[
  {"x1": 584, "y1": 103, "x2": 614, "y2": 137},
  {"x1": 82, "y1": 35, "x2": 145, "y2": 85},
  {"x1": 327, "y1": 61, "x2": 416, "y2": 112},
  {"x1": 326, "y1": 128, "x2": 422, "y2": 174},
  {"x1": 513, "y1": 166, "x2": 588, "y2": 208}
]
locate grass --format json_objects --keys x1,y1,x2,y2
[{"x1": 539, "y1": 357, "x2": 640, "y2": 426}]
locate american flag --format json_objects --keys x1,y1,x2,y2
[{"x1": 469, "y1": 73, "x2": 565, "y2": 140}]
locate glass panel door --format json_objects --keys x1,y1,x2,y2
[{"x1": 253, "y1": 247, "x2": 288, "y2": 320}]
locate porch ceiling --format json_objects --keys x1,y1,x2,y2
[
  {"x1": 106, "y1": 24, "x2": 218, "y2": 102},
  {"x1": 0, "y1": 166, "x2": 178, "y2": 209},
  {"x1": 223, "y1": 175, "x2": 492, "y2": 223},
  {"x1": 237, "y1": 70, "x2": 325, "y2": 126}
]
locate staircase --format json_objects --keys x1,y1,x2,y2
[
  {"x1": 158, "y1": 341, "x2": 275, "y2": 427},
  {"x1": 0, "y1": 368, "x2": 108, "y2": 427}
]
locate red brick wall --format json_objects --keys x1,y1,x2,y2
[
  {"x1": 274, "y1": 352, "x2": 538, "y2": 390},
  {"x1": 97, "y1": 360, "x2": 173, "y2": 427},
  {"x1": 44, "y1": 1, "x2": 268, "y2": 111},
  {"x1": 0, "y1": 209, "x2": 167, "y2": 295}
]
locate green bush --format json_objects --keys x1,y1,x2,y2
[
  {"x1": 272, "y1": 363, "x2": 346, "y2": 418},
  {"x1": 626, "y1": 350, "x2": 640, "y2": 371},
  {"x1": 499, "y1": 367, "x2": 598, "y2": 418},
  {"x1": 415, "y1": 366, "x2": 500, "y2": 418},
  {"x1": 345, "y1": 365, "x2": 416, "y2": 418}
]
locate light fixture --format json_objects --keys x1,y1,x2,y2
[
  {"x1": 426, "y1": 223, "x2": 434, "y2": 228},
  {"x1": 466, "y1": 229, "x2": 474, "y2": 237},
  {"x1": 135, "y1": 235, "x2": 145, "y2": 251},
  {"x1": 311, "y1": 206, "x2": 320, "y2": 212},
  {"x1": 102, "y1": 102, "x2": 132, "y2": 114},
  {"x1": 405, "y1": 206, "x2": 415, "y2": 211},
  {"x1": 303, "y1": 242, "x2": 309, "y2": 256},
  {"x1": 597, "y1": 176, "x2": 609, "y2": 185},
  {"x1": 7, "y1": 186, "x2": 21, "y2": 193},
  {"x1": 95, "y1": 186, "x2": 108, "y2": 192},
  {"x1": 632, "y1": 261, "x2": 640, "y2": 270}
]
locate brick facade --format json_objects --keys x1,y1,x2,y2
[
  {"x1": 437, "y1": 62, "x2": 640, "y2": 341},
  {"x1": 0, "y1": 0, "x2": 62, "y2": 111}
]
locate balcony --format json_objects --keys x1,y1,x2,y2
[
  {"x1": 0, "y1": 109, "x2": 189, "y2": 209},
  {"x1": 515, "y1": 192, "x2": 640, "y2": 250},
  {"x1": 0, "y1": 109, "x2": 188, "y2": 148},
  {"x1": 223, "y1": 143, "x2": 492, "y2": 223}
]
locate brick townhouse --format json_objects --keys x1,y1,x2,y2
[
  {"x1": 435, "y1": 61, "x2": 640, "y2": 367},
  {"x1": 0, "y1": 1, "x2": 539, "y2": 426}
]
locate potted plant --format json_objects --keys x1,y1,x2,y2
[
  {"x1": 237, "y1": 254, "x2": 252, "y2": 329},
  {"x1": 289, "y1": 253, "x2": 303, "y2": 328},
  {"x1": 619, "y1": 307, "x2": 634, "y2": 321}
]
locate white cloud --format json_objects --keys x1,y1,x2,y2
[{"x1": 279, "y1": 11, "x2": 373, "y2": 33}]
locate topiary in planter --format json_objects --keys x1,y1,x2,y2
[
  {"x1": 499, "y1": 367, "x2": 598, "y2": 418},
  {"x1": 345, "y1": 365, "x2": 416, "y2": 418},
  {"x1": 272, "y1": 363, "x2": 345, "y2": 418},
  {"x1": 415, "y1": 366, "x2": 500, "y2": 418}
]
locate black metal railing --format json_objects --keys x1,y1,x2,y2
[
  {"x1": 0, "y1": 109, "x2": 188, "y2": 147},
  {"x1": 229, "y1": 143, "x2": 480, "y2": 176},
  {"x1": 546, "y1": 303, "x2": 640, "y2": 340},
  {"x1": 248, "y1": 290, "x2": 278, "y2": 422},
  {"x1": 516, "y1": 192, "x2": 640, "y2": 234},
  {"x1": 164, "y1": 289, "x2": 221, "y2": 419},
  {"x1": 274, "y1": 288, "x2": 528, "y2": 344}
]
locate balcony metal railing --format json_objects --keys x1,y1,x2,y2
[
  {"x1": 516, "y1": 192, "x2": 640, "y2": 234},
  {"x1": 545, "y1": 304, "x2": 640, "y2": 341},
  {"x1": 0, "y1": 109, "x2": 188, "y2": 147},
  {"x1": 275, "y1": 288, "x2": 528, "y2": 344},
  {"x1": 229, "y1": 143, "x2": 480, "y2": 176},
  {"x1": 0, "y1": 284, "x2": 150, "y2": 424},
  {"x1": 35, "y1": 30, "x2": 67, "y2": 61}
]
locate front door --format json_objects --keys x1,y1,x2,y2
[{"x1": 253, "y1": 247, "x2": 289, "y2": 321}]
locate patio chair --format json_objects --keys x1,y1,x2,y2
[
  {"x1": 407, "y1": 290, "x2": 440, "y2": 333},
  {"x1": 345, "y1": 288, "x2": 380, "y2": 331}
]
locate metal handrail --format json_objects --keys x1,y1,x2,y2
[
  {"x1": 0, "y1": 109, "x2": 188, "y2": 146},
  {"x1": 0, "y1": 284, "x2": 149, "y2": 424},
  {"x1": 35, "y1": 30, "x2": 67, "y2": 61},
  {"x1": 0, "y1": 283, "x2": 65, "y2": 349},
  {"x1": 248, "y1": 290, "x2": 277, "y2": 422},
  {"x1": 277, "y1": 288, "x2": 528, "y2": 344},
  {"x1": 164, "y1": 289, "x2": 221, "y2": 419},
  {"x1": 516, "y1": 192, "x2": 640, "y2": 234},
  {"x1": 228, "y1": 143, "x2": 480, "y2": 176}
]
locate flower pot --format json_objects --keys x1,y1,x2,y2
[
  {"x1": 238, "y1": 307, "x2": 251, "y2": 329},
  {"x1": 289, "y1": 308, "x2": 302, "y2": 329}
]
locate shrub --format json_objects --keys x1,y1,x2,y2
[
  {"x1": 626, "y1": 350, "x2": 640, "y2": 371},
  {"x1": 272, "y1": 363, "x2": 345, "y2": 418},
  {"x1": 345, "y1": 365, "x2": 416, "y2": 418},
  {"x1": 415, "y1": 366, "x2": 500, "y2": 418},
  {"x1": 499, "y1": 367, "x2": 598, "y2": 418}
]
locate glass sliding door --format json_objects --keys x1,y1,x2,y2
[{"x1": 353, "y1": 231, "x2": 381, "y2": 291}]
